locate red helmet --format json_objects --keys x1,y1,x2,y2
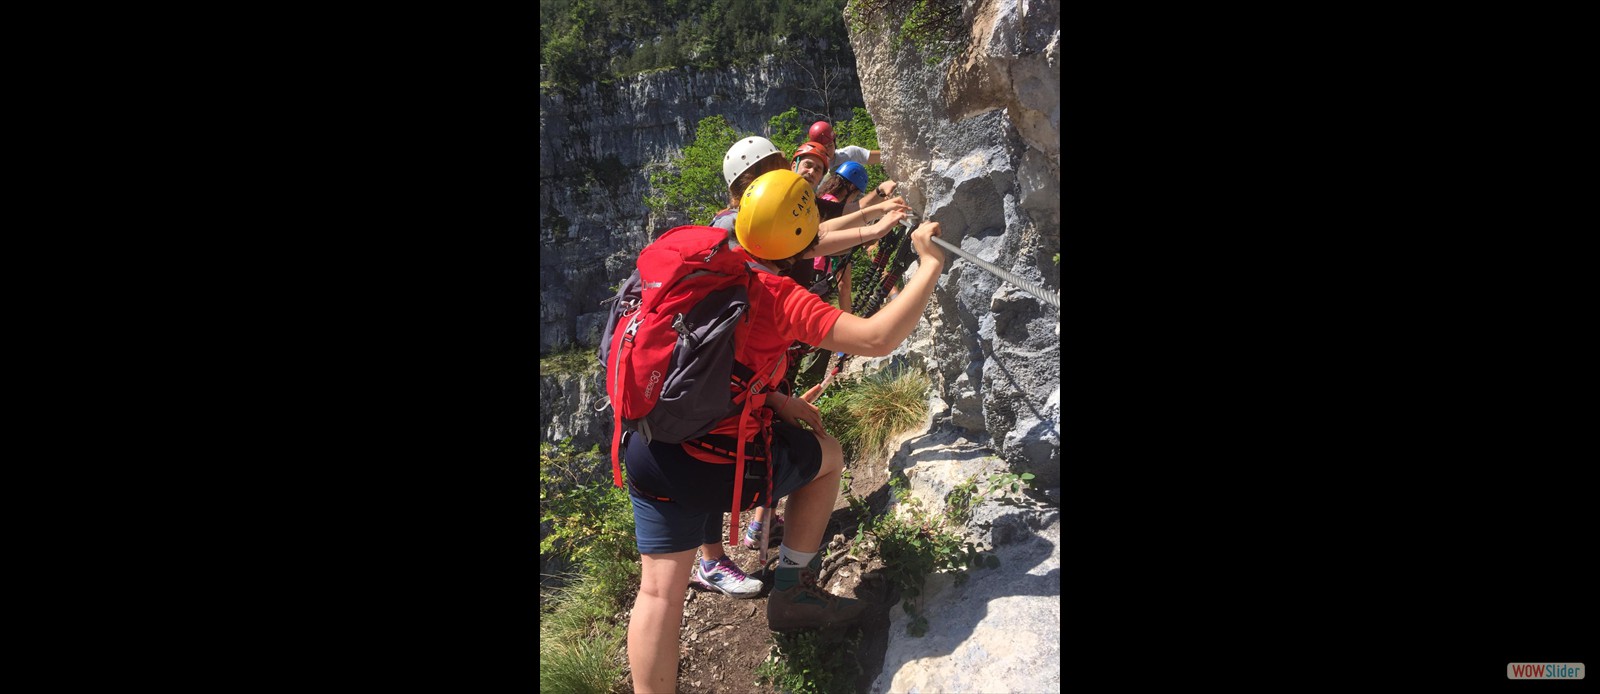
[
  {"x1": 808, "y1": 121, "x2": 834, "y2": 147},
  {"x1": 792, "y1": 140, "x2": 832, "y2": 167}
]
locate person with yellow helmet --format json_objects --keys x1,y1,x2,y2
[
  {"x1": 624, "y1": 167, "x2": 949, "y2": 694},
  {"x1": 705, "y1": 136, "x2": 907, "y2": 565}
]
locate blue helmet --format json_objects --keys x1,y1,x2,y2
[{"x1": 834, "y1": 161, "x2": 869, "y2": 194}]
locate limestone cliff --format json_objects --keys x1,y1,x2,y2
[
  {"x1": 848, "y1": 0, "x2": 1059, "y2": 484},
  {"x1": 845, "y1": 0, "x2": 1061, "y2": 690},
  {"x1": 539, "y1": 58, "x2": 864, "y2": 357}
]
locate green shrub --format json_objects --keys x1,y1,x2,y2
[
  {"x1": 538, "y1": 436, "x2": 637, "y2": 694},
  {"x1": 868, "y1": 494, "x2": 970, "y2": 636},
  {"x1": 539, "y1": 347, "x2": 599, "y2": 376},
  {"x1": 645, "y1": 114, "x2": 741, "y2": 226},
  {"x1": 847, "y1": 0, "x2": 964, "y2": 66},
  {"x1": 757, "y1": 630, "x2": 863, "y2": 694},
  {"x1": 768, "y1": 106, "x2": 804, "y2": 159},
  {"x1": 540, "y1": 440, "x2": 637, "y2": 571}
]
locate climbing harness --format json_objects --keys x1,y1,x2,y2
[
  {"x1": 784, "y1": 194, "x2": 912, "y2": 388},
  {"x1": 816, "y1": 210, "x2": 921, "y2": 394}
]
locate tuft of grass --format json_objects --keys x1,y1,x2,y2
[
  {"x1": 539, "y1": 346, "x2": 599, "y2": 376},
  {"x1": 540, "y1": 579, "x2": 627, "y2": 694},
  {"x1": 818, "y1": 365, "x2": 930, "y2": 460},
  {"x1": 538, "y1": 550, "x2": 637, "y2": 692}
]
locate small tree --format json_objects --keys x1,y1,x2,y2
[
  {"x1": 836, "y1": 106, "x2": 888, "y2": 192},
  {"x1": 645, "y1": 115, "x2": 743, "y2": 226},
  {"x1": 767, "y1": 107, "x2": 805, "y2": 158}
]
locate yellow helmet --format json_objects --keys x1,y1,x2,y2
[{"x1": 735, "y1": 169, "x2": 819, "y2": 260}]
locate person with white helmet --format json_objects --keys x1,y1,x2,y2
[
  {"x1": 711, "y1": 136, "x2": 789, "y2": 227},
  {"x1": 624, "y1": 167, "x2": 948, "y2": 693}
]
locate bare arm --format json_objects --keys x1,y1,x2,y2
[
  {"x1": 807, "y1": 204, "x2": 908, "y2": 258},
  {"x1": 856, "y1": 179, "x2": 898, "y2": 210},
  {"x1": 819, "y1": 196, "x2": 906, "y2": 234},
  {"x1": 818, "y1": 221, "x2": 945, "y2": 357}
]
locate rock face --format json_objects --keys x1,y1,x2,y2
[
  {"x1": 540, "y1": 369, "x2": 610, "y2": 452},
  {"x1": 849, "y1": 0, "x2": 1060, "y2": 489},
  {"x1": 847, "y1": 0, "x2": 1061, "y2": 690},
  {"x1": 539, "y1": 57, "x2": 864, "y2": 356},
  {"x1": 871, "y1": 515, "x2": 1061, "y2": 694}
]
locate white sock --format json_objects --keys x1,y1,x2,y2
[{"x1": 777, "y1": 545, "x2": 818, "y2": 569}]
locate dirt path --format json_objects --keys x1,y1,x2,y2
[{"x1": 625, "y1": 453, "x2": 897, "y2": 693}]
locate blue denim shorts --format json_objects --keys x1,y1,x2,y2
[{"x1": 627, "y1": 421, "x2": 823, "y2": 555}]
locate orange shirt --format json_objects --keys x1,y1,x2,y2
[{"x1": 688, "y1": 250, "x2": 842, "y2": 455}]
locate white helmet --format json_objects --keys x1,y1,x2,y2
[{"x1": 722, "y1": 136, "x2": 783, "y2": 190}]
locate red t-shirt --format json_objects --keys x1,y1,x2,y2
[{"x1": 696, "y1": 249, "x2": 843, "y2": 444}]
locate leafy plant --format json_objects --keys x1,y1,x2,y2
[
  {"x1": 984, "y1": 471, "x2": 1036, "y2": 497},
  {"x1": 846, "y1": 0, "x2": 964, "y2": 67},
  {"x1": 945, "y1": 476, "x2": 978, "y2": 526},
  {"x1": 869, "y1": 492, "x2": 986, "y2": 636},
  {"x1": 946, "y1": 471, "x2": 1036, "y2": 526},
  {"x1": 539, "y1": 440, "x2": 637, "y2": 571},
  {"x1": 538, "y1": 436, "x2": 636, "y2": 694},
  {"x1": 895, "y1": 0, "x2": 963, "y2": 65}
]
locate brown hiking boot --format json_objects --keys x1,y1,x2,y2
[{"x1": 766, "y1": 560, "x2": 867, "y2": 632}]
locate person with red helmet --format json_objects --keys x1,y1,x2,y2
[
  {"x1": 807, "y1": 120, "x2": 900, "y2": 215},
  {"x1": 790, "y1": 140, "x2": 832, "y2": 189},
  {"x1": 808, "y1": 120, "x2": 880, "y2": 169}
]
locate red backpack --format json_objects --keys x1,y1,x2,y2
[{"x1": 597, "y1": 225, "x2": 785, "y2": 544}]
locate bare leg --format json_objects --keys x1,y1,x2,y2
[
  {"x1": 628, "y1": 548, "x2": 697, "y2": 694},
  {"x1": 777, "y1": 431, "x2": 844, "y2": 554}
]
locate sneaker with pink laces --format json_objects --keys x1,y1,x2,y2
[{"x1": 692, "y1": 556, "x2": 763, "y2": 598}]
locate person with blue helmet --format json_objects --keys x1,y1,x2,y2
[
  {"x1": 833, "y1": 160, "x2": 869, "y2": 195},
  {"x1": 808, "y1": 159, "x2": 896, "y2": 317}
]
